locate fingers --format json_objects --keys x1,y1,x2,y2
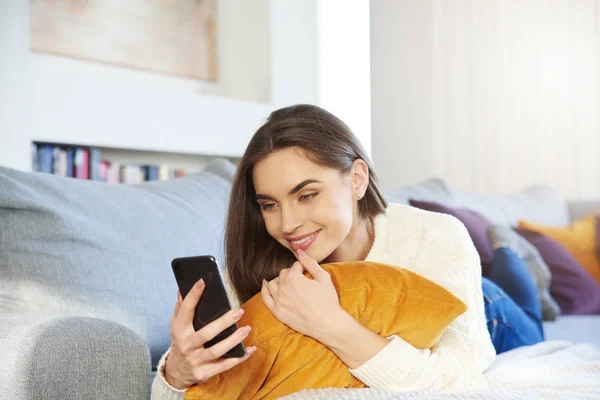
[
  {"x1": 290, "y1": 261, "x2": 304, "y2": 275},
  {"x1": 175, "y1": 332, "x2": 258, "y2": 385},
  {"x1": 197, "y1": 325, "x2": 253, "y2": 361},
  {"x1": 171, "y1": 296, "x2": 182, "y2": 327},
  {"x1": 268, "y1": 277, "x2": 280, "y2": 297},
  {"x1": 261, "y1": 279, "x2": 276, "y2": 313},
  {"x1": 201, "y1": 346, "x2": 258, "y2": 377},
  {"x1": 172, "y1": 290, "x2": 183, "y2": 320},
  {"x1": 175, "y1": 279, "x2": 205, "y2": 328},
  {"x1": 279, "y1": 268, "x2": 290, "y2": 283},
  {"x1": 188, "y1": 308, "x2": 246, "y2": 349},
  {"x1": 296, "y1": 249, "x2": 329, "y2": 281}
]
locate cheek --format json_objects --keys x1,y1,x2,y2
[
  {"x1": 262, "y1": 214, "x2": 278, "y2": 237},
  {"x1": 319, "y1": 195, "x2": 354, "y2": 237},
  {"x1": 263, "y1": 213, "x2": 292, "y2": 249}
]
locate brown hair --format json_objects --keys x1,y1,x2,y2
[{"x1": 225, "y1": 104, "x2": 387, "y2": 303}]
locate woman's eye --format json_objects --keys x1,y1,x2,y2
[
  {"x1": 299, "y1": 193, "x2": 317, "y2": 202},
  {"x1": 260, "y1": 203, "x2": 277, "y2": 211}
]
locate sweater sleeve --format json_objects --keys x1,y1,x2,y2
[
  {"x1": 352, "y1": 213, "x2": 496, "y2": 391},
  {"x1": 151, "y1": 348, "x2": 186, "y2": 400}
]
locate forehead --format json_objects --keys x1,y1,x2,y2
[{"x1": 252, "y1": 148, "x2": 336, "y2": 192}]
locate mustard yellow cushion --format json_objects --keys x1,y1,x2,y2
[
  {"x1": 519, "y1": 214, "x2": 600, "y2": 285},
  {"x1": 184, "y1": 261, "x2": 467, "y2": 400}
]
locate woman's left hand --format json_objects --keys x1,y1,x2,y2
[{"x1": 261, "y1": 249, "x2": 347, "y2": 340}]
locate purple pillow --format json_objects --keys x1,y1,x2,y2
[
  {"x1": 517, "y1": 228, "x2": 600, "y2": 315},
  {"x1": 409, "y1": 199, "x2": 493, "y2": 276}
]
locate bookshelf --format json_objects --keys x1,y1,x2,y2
[
  {"x1": 23, "y1": 2, "x2": 274, "y2": 180},
  {"x1": 1, "y1": 2, "x2": 337, "y2": 175},
  {"x1": 32, "y1": 141, "x2": 241, "y2": 184},
  {"x1": 28, "y1": 52, "x2": 270, "y2": 182}
]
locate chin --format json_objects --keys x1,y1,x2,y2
[{"x1": 312, "y1": 247, "x2": 336, "y2": 264}]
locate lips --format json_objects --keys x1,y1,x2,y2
[{"x1": 287, "y1": 230, "x2": 321, "y2": 252}]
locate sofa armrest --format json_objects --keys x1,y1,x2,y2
[
  {"x1": 567, "y1": 199, "x2": 600, "y2": 222},
  {"x1": 0, "y1": 313, "x2": 151, "y2": 400}
]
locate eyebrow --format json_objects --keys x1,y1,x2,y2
[{"x1": 255, "y1": 179, "x2": 322, "y2": 201}]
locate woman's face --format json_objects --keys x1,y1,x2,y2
[{"x1": 252, "y1": 147, "x2": 368, "y2": 263}]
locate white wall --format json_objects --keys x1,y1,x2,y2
[
  {"x1": 1, "y1": 2, "x2": 372, "y2": 171},
  {"x1": 371, "y1": 0, "x2": 433, "y2": 186},
  {"x1": 270, "y1": 0, "x2": 320, "y2": 107},
  {"x1": 317, "y1": 0, "x2": 372, "y2": 156},
  {"x1": 371, "y1": 0, "x2": 600, "y2": 199},
  {"x1": 0, "y1": 2, "x2": 31, "y2": 171},
  {"x1": 219, "y1": 0, "x2": 271, "y2": 103},
  {"x1": 30, "y1": 53, "x2": 273, "y2": 158},
  {"x1": 269, "y1": 0, "x2": 372, "y2": 155}
]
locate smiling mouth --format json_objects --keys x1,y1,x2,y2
[{"x1": 287, "y1": 230, "x2": 321, "y2": 251}]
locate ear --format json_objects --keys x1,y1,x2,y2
[{"x1": 350, "y1": 159, "x2": 369, "y2": 200}]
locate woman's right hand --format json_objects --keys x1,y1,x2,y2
[{"x1": 164, "y1": 279, "x2": 256, "y2": 389}]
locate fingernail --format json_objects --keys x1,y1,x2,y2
[
  {"x1": 246, "y1": 346, "x2": 257, "y2": 356},
  {"x1": 240, "y1": 326, "x2": 252, "y2": 338},
  {"x1": 195, "y1": 279, "x2": 205, "y2": 290},
  {"x1": 297, "y1": 249, "x2": 306, "y2": 256},
  {"x1": 262, "y1": 279, "x2": 266, "y2": 286},
  {"x1": 232, "y1": 309, "x2": 244, "y2": 320}
]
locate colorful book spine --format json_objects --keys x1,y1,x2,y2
[
  {"x1": 32, "y1": 142, "x2": 187, "y2": 184},
  {"x1": 56, "y1": 148, "x2": 68, "y2": 177},
  {"x1": 89, "y1": 148, "x2": 102, "y2": 181},
  {"x1": 66, "y1": 148, "x2": 74, "y2": 177},
  {"x1": 74, "y1": 148, "x2": 90, "y2": 180}
]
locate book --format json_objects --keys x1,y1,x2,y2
[
  {"x1": 89, "y1": 148, "x2": 102, "y2": 181},
  {"x1": 32, "y1": 142, "x2": 187, "y2": 184},
  {"x1": 66, "y1": 148, "x2": 74, "y2": 177},
  {"x1": 74, "y1": 148, "x2": 90, "y2": 180},
  {"x1": 56, "y1": 148, "x2": 68, "y2": 177}
]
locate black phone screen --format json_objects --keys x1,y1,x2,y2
[{"x1": 171, "y1": 255, "x2": 246, "y2": 358}]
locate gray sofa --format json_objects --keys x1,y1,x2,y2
[{"x1": 1, "y1": 159, "x2": 598, "y2": 400}]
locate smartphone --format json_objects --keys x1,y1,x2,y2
[{"x1": 171, "y1": 255, "x2": 246, "y2": 358}]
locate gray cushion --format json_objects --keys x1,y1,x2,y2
[
  {"x1": 383, "y1": 177, "x2": 456, "y2": 206},
  {"x1": 0, "y1": 158, "x2": 236, "y2": 367},
  {"x1": 567, "y1": 199, "x2": 600, "y2": 222},
  {"x1": 454, "y1": 184, "x2": 570, "y2": 227},
  {"x1": 487, "y1": 225, "x2": 561, "y2": 321}
]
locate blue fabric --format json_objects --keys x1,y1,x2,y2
[{"x1": 482, "y1": 247, "x2": 544, "y2": 354}]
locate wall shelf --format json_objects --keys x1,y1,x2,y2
[{"x1": 31, "y1": 54, "x2": 273, "y2": 159}]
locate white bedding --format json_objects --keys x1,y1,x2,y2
[{"x1": 280, "y1": 341, "x2": 600, "y2": 400}]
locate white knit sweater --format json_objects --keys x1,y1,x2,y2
[{"x1": 151, "y1": 203, "x2": 496, "y2": 399}]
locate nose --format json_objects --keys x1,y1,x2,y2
[{"x1": 280, "y1": 205, "x2": 303, "y2": 234}]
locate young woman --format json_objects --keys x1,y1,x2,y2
[{"x1": 151, "y1": 104, "x2": 543, "y2": 399}]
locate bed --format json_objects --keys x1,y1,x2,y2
[{"x1": 281, "y1": 339, "x2": 600, "y2": 400}]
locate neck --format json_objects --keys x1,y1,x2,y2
[{"x1": 325, "y1": 214, "x2": 374, "y2": 263}]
